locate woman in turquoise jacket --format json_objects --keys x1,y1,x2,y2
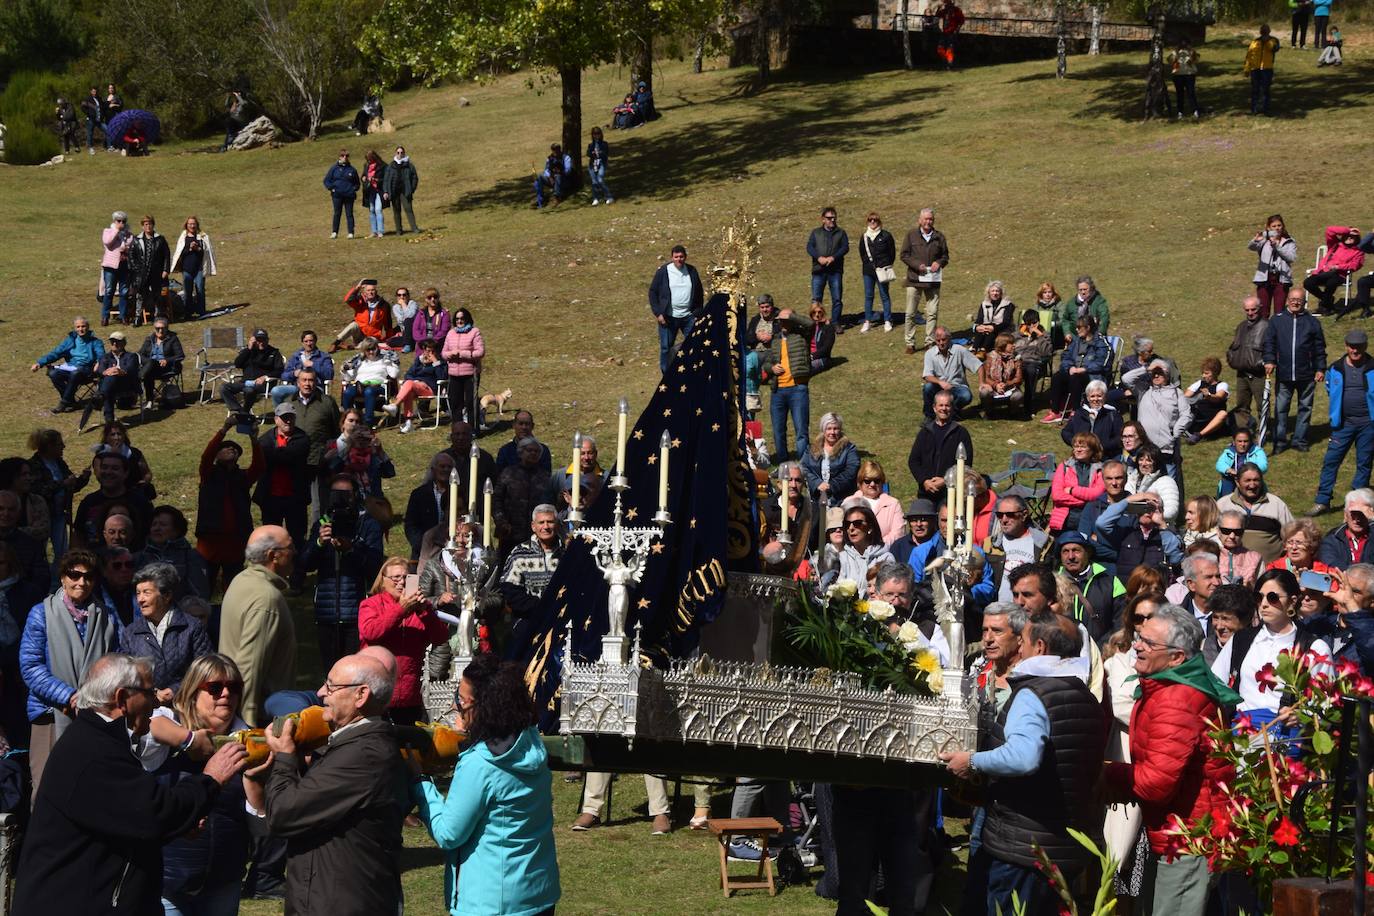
[{"x1": 413, "y1": 654, "x2": 560, "y2": 916}]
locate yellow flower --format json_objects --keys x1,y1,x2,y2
[
  {"x1": 854, "y1": 600, "x2": 869, "y2": 615},
  {"x1": 911, "y1": 648, "x2": 940, "y2": 675}
]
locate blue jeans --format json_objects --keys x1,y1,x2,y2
[
  {"x1": 162, "y1": 882, "x2": 241, "y2": 916},
  {"x1": 1250, "y1": 68, "x2": 1274, "y2": 114},
  {"x1": 986, "y1": 856, "x2": 1057, "y2": 916},
  {"x1": 86, "y1": 118, "x2": 104, "y2": 149},
  {"x1": 330, "y1": 194, "x2": 355, "y2": 234},
  {"x1": 182, "y1": 269, "x2": 206, "y2": 316},
  {"x1": 588, "y1": 166, "x2": 611, "y2": 200},
  {"x1": 863, "y1": 272, "x2": 893, "y2": 323},
  {"x1": 101, "y1": 265, "x2": 129, "y2": 322},
  {"x1": 270, "y1": 384, "x2": 299, "y2": 405},
  {"x1": 49, "y1": 366, "x2": 96, "y2": 406},
  {"x1": 744, "y1": 351, "x2": 761, "y2": 397},
  {"x1": 343, "y1": 382, "x2": 385, "y2": 424},
  {"x1": 769, "y1": 384, "x2": 810, "y2": 461},
  {"x1": 1275, "y1": 379, "x2": 1316, "y2": 447},
  {"x1": 368, "y1": 194, "x2": 385, "y2": 235},
  {"x1": 811, "y1": 272, "x2": 844, "y2": 324},
  {"x1": 534, "y1": 173, "x2": 564, "y2": 207},
  {"x1": 922, "y1": 382, "x2": 972, "y2": 419},
  {"x1": 1316, "y1": 420, "x2": 1374, "y2": 505},
  {"x1": 657, "y1": 315, "x2": 694, "y2": 373}
]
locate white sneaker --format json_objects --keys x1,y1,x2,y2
[
  {"x1": 143, "y1": 400, "x2": 154, "y2": 410},
  {"x1": 331, "y1": 232, "x2": 338, "y2": 239},
  {"x1": 591, "y1": 199, "x2": 600, "y2": 206},
  {"x1": 347, "y1": 233, "x2": 354, "y2": 239},
  {"x1": 382, "y1": 404, "x2": 399, "y2": 417},
  {"x1": 884, "y1": 321, "x2": 893, "y2": 332},
  {"x1": 860, "y1": 321, "x2": 871, "y2": 333},
  {"x1": 399, "y1": 419, "x2": 413, "y2": 434},
  {"x1": 89, "y1": 148, "x2": 95, "y2": 156},
  {"x1": 605, "y1": 198, "x2": 615, "y2": 204}
]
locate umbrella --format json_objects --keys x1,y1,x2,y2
[
  {"x1": 107, "y1": 109, "x2": 162, "y2": 147},
  {"x1": 1256, "y1": 377, "x2": 1272, "y2": 448}
]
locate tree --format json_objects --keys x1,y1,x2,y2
[
  {"x1": 0, "y1": 0, "x2": 89, "y2": 84},
  {"x1": 253, "y1": 0, "x2": 378, "y2": 139}
]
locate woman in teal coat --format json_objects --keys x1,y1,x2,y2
[{"x1": 413, "y1": 654, "x2": 560, "y2": 916}]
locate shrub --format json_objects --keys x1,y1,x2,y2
[
  {"x1": 2, "y1": 118, "x2": 59, "y2": 165},
  {"x1": 0, "y1": 70, "x2": 74, "y2": 165}
]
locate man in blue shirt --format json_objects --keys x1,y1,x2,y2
[
  {"x1": 31, "y1": 316, "x2": 105, "y2": 413},
  {"x1": 941, "y1": 612, "x2": 1106, "y2": 916}
]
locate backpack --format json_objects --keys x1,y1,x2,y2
[{"x1": 160, "y1": 384, "x2": 186, "y2": 410}]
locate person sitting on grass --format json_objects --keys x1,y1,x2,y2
[
  {"x1": 1183, "y1": 356, "x2": 1230, "y2": 444},
  {"x1": 534, "y1": 144, "x2": 573, "y2": 209},
  {"x1": 330, "y1": 278, "x2": 394, "y2": 353}
]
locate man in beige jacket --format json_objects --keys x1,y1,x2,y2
[{"x1": 220, "y1": 525, "x2": 297, "y2": 726}]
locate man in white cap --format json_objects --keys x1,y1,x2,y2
[{"x1": 95, "y1": 329, "x2": 139, "y2": 422}]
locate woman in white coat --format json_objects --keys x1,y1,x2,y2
[{"x1": 170, "y1": 215, "x2": 217, "y2": 317}]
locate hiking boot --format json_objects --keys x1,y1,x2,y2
[
  {"x1": 570, "y1": 813, "x2": 600, "y2": 831},
  {"x1": 1304, "y1": 503, "x2": 1329, "y2": 517}
]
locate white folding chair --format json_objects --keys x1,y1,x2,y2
[{"x1": 195, "y1": 327, "x2": 245, "y2": 403}]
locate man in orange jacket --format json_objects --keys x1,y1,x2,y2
[{"x1": 330, "y1": 278, "x2": 394, "y2": 352}]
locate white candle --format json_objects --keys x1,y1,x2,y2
[
  {"x1": 616, "y1": 398, "x2": 629, "y2": 473},
  {"x1": 468, "y1": 444, "x2": 479, "y2": 516},
  {"x1": 779, "y1": 470, "x2": 790, "y2": 536},
  {"x1": 482, "y1": 479, "x2": 493, "y2": 547},
  {"x1": 571, "y1": 432, "x2": 582, "y2": 510},
  {"x1": 946, "y1": 497, "x2": 956, "y2": 548},
  {"x1": 954, "y1": 444, "x2": 967, "y2": 545},
  {"x1": 448, "y1": 474, "x2": 458, "y2": 540},
  {"x1": 658, "y1": 430, "x2": 670, "y2": 510}
]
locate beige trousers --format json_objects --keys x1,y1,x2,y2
[
  {"x1": 905, "y1": 286, "x2": 940, "y2": 347},
  {"x1": 582, "y1": 771, "x2": 671, "y2": 817}
]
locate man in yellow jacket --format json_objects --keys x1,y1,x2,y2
[{"x1": 1244, "y1": 23, "x2": 1281, "y2": 115}]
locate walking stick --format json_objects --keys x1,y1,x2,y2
[{"x1": 1256, "y1": 377, "x2": 1272, "y2": 448}]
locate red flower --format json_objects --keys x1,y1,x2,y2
[
  {"x1": 1233, "y1": 712, "x2": 1255, "y2": 735},
  {"x1": 1255, "y1": 662, "x2": 1279, "y2": 693},
  {"x1": 1336, "y1": 657, "x2": 1361, "y2": 679},
  {"x1": 1211, "y1": 808, "x2": 1234, "y2": 839},
  {"x1": 1273, "y1": 816, "x2": 1300, "y2": 847}
]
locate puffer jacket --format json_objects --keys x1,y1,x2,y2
[
  {"x1": 441, "y1": 326, "x2": 485, "y2": 378},
  {"x1": 1049, "y1": 460, "x2": 1105, "y2": 532},
  {"x1": 357, "y1": 592, "x2": 450, "y2": 710},
  {"x1": 1262, "y1": 309, "x2": 1326, "y2": 382},
  {"x1": 300, "y1": 513, "x2": 384, "y2": 624},
  {"x1": 1062, "y1": 404, "x2": 1122, "y2": 458},
  {"x1": 1247, "y1": 235, "x2": 1297, "y2": 285},
  {"x1": 1326, "y1": 356, "x2": 1374, "y2": 431},
  {"x1": 1315, "y1": 226, "x2": 1366, "y2": 275},
  {"x1": 1104, "y1": 655, "x2": 1239, "y2": 853},
  {"x1": 761, "y1": 313, "x2": 815, "y2": 389},
  {"x1": 119, "y1": 608, "x2": 212, "y2": 690},
  {"x1": 20, "y1": 593, "x2": 120, "y2": 722}
]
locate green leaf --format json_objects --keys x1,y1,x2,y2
[
  {"x1": 1270, "y1": 850, "x2": 1289, "y2": 865},
  {"x1": 1312, "y1": 729, "x2": 1334, "y2": 755}
]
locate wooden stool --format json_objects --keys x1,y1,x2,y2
[{"x1": 707, "y1": 817, "x2": 782, "y2": 898}]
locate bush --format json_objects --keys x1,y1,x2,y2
[{"x1": 0, "y1": 70, "x2": 75, "y2": 165}]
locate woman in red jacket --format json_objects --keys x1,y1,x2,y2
[
  {"x1": 358, "y1": 555, "x2": 450, "y2": 724},
  {"x1": 1303, "y1": 225, "x2": 1365, "y2": 314},
  {"x1": 1048, "y1": 432, "x2": 1105, "y2": 533}
]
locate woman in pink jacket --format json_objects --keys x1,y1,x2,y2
[
  {"x1": 1303, "y1": 225, "x2": 1366, "y2": 313},
  {"x1": 441, "y1": 305, "x2": 485, "y2": 426},
  {"x1": 100, "y1": 211, "x2": 133, "y2": 325},
  {"x1": 1049, "y1": 432, "x2": 1106, "y2": 533},
  {"x1": 357, "y1": 555, "x2": 450, "y2": 723}
]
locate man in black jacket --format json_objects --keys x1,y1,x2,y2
[
  {"x1": 138, "y1": 318, "x2": 185, "y2": 408},
  {"x1": 264, "y1": 653, "x2": 406, "y2": 916},
  {"x1": 648, "y1": 245, "x2": 704, "y2": 373},
  {"x1": 1226, "y1": 295, "x2": 1269, "y2": 416},
  {"x1": 14, "y1": 653, "x2": 246, "y2": 916},
  {"x1": 222, "y1": 328, "x2": 286, "y2": 415},
  {"x1": 405, "y1": 452, "x2": 454, "y2": 559},
  {"x1": 127, "y1": 215, "x2": 171, "y2": 325},
  {"x1": 807, "y1": 206, "x2": 849, "y2": 330},
  {"x1": 94, "y1": 330, "x2": 140, "y2": 423},
  {"x1": 253, "y1": 402, "x2": 312, "y2": 559},
  {"x1": 1262, "y1": 291, "x2": 1326, "y2": 453},
  {"x1": 907, "y1": 390, "x2": 973, "y2": 504}
]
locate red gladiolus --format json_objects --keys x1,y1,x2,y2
[
  {"x1": 1256, "y1": 662, "x2": 1279, "y2": 693},
  {"x1": 1273, "y1": 816, "x2": 1300, "y2": 847}
]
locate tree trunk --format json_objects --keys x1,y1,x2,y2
[
  {"x1": 693, "y1": 34, "x2": 705, "y2": 73},
  {"x1": 901, "y1": 0, "x2": 913, "y2": 69},
  {"x1": 560, "y1": 64, "x2": 583, "y2": 179},
  {"x1": 1089, "y1": 5, "x2": 1102, "y2": 55},
  {"x1": 1055, "y1": 0, "x2": 1068, "y2": 78},
  {"x1": 755, "y1": 0, "x2": 770, "y2": 86},
  {"x1": 631, "y1": 32, "x2": 653, "y2": 97}
]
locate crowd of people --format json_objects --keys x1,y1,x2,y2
[{"x1": 10, "y1": 178, "x2": 1374, "y2": 915}]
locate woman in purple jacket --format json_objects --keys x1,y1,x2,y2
[{"x1": 411, "y1": 288, "x2": 451, "y2": 347}]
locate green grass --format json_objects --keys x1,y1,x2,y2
[{"x1": 5, "y1": 29, "x2": 1373, "y2": 914}]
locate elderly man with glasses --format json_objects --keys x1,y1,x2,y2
[
  {"x1": 137, "y1": 317, "x2": 185, "y2": 409},
  {"x1": 1102, "y1": 604, "x2": 1240, "y2": 916},
  {"x1": 982, "y1": 495, "x2": 1053, "y2": 603},
  {"x1": 1319, "y1": 488, "x2": 1374, "y2": 570}
]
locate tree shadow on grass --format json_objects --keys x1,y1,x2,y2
[
  {"x1": 1011, "y1": 55, "x2": 1374, "y2": 121},
  {"x1": 446, "y1": 83, "x2": 939, "y2": 213}
]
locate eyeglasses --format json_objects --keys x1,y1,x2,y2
[
  {"x1": 323, "y1": 681, "x2": 365, "y2": 695},
  {"x1": 845, "y1": 519, "x2": 867, "y2": 529},
  {"x1": 995, "y1": 510, "x2": 1023, "y2": 518},
  {"x1": 64, "y1": 569, "x2": 94, "y2": 581},
  {"x1": 199, "y1": 680, "x2": 243, "y2": 698},
  {"x1": 383, "y1": 573, "x2": 407, "y2": 583},
  {"x1": 1259, "y1": 590, "x2": 1287, "y2": 606},
  {"x1": 1219, "y1": 526, "x2": 1244, "y2": 535},
  {"x1": 1133, "y1": 635, "x2": 1181, "y2": 653}
]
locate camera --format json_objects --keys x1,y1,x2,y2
[
  {"x1": 327, "y1": 488, "x2": 359, "y2": 542},
  {"x1": 1125, "y1": 502, "x2": 1152, "y2": 516}
]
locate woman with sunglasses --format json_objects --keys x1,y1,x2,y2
[
  {"x1": 139, "y1": 653, "x2": 270, "y2": 916},
  {"x1": 411, "y1": 653, "x2": 560, "y2": 916},
  {"x1": 842, "y1": 459, "x2": 904, "y2": 545},
  {"x1": 120, "y1": 563, "x2": 212, "y2": 704},
  {"x1": 801, "y1": 412, "x2": 859, "y2": 510},
  {"x1": 857, "y1": 211, "x2": 896, "y2": 333},
  {"x1": 1211, "y1": 569, "x2": 1330, "y2": 743},
  {"x1": 411, "y1": 288, "x2": 451, "y2": 349},
  {"x1": 441, "y1": 306, "x2": 484, "y2": 426},
  {"x1": 358, "y1": 556, "x2": 449, "y2": 725},
  {"x1": 830, "y1": 505, "x2": 893, "y2": 597},
  {"x1": 1215, "y1": 510, "x2": 1261, "y2": 587}
]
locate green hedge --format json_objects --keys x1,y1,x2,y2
[{"x1": 0, "y1": 70, "x2": 73, "y2": 164}]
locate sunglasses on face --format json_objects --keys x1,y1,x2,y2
[
  {"x1": 995, "y1": 510, "x2": 1023, "y2": 518},
  {"x1": 64, "y1": 570, "x2": 94, "y2": 581},
  {"x1": 200, "y1": 680, "x2": 243, "y2": 698},
  {"x1": 1259, "y1": 590, "x2": 1287, "y2": 605},
  {"x1": 862, "y1": 478, "x2": 882, "y2": 485},
  {"x1": 1219, "y1": 527, "x2": 1244, "y2": 536},
  {"x1": 845, "y1": 519, "x2": 867, "y2": 529}
]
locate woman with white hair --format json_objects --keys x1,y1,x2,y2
[
  {"x1": 801, "y1": 412, "x2": 860, "y2": 508},
  {"x1": 119, "y1": 563, "x2": 212, "y2": 702},
  {"x1": 100, "y1": 211, "x2": 133, "y2": 325},
  {"x1": 970, "y1": 280, "x2": 1015, "y2": 355},
  {"x1": 1061, "y1": 379, "x2": 1123, "y2": 459}
]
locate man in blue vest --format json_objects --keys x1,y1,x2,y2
[{"x1": 1308, "y1": 329, "x2": 1374, "y2": 516}]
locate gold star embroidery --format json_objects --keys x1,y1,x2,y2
[
  {"x1": 679, "y1": 384, "x2": 687, "y2": 393},
  {"x1": 646, "y1": 454, "x2": 657, "y2": 465},
  {"x1": 651, "y1": 543, "x2": 664, "y2": 554},
  {"x1": 695, "y1": 408, "x2": 703, "y2": 416},
  {"x1": 711, "y1": 423, "x2": 721, "y2": 432},
  {"x1": 637, "y1": 598, "x2": 651, "y2": 609},
  {"x1": 626, "y1": 508, "x2": 638, "y2": 520},
  {"x1": 662, "y1": 408, "x2": 671, "y2": 417},
  {"x1": 557, "y1": 586, "x2": 567, "y2": 599},
  {"x1": 712, "y1": 350, "x2": 720, "y2": 357},
  {"x1": 703, "y1": 339, "x2": 712, "y2": 346},
  {"x1": 689, "y1": 518, "x2": 697, "y2": 528},
  {"x1": 671, "y1": 438, "x2": 681, "y2": 448},
  {"x1": 633, "y1": 429, "x2": 645, "y2": 439},
  {"x1": 657, "y1": 384, "x2": 667, "y2": 393},
  {"x1": 677, "y1": 365, "x2": 685, "y2": 373}
]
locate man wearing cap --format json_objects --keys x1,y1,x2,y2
[
  {"x1": 330, "y1": 279, "x2": 394, "y2": 353},
  {"x1": 100, "y1": 212, "x2": 133, "y2": 325},
  {"x1": 137, "y1": 318, "x2": 185, "y2": 409},
  {"x1": 1309, "y1": 329, "x2": 1374, "y2": 516},
  {"x1": 907, "y1": 389, "x2": 974, "y2": 503},
  {"x1": 1263, "y1": 290, "x2": 1326, "y2": 453},
  {"x1": 888, "y1": 498, "x2": 944, "y2": 580},
  {"x1": 222, "y1": 329, "x2": 285, "y2": 415},
  {"x1": 31, "y1": 317, "x2": 106, "y2": 413},
  {"x1": 983, "y1": 495, "x2": 1053, "y2": 603},
  {"x1": 648, "y1": 245, "x2": 704, "y2": 374},
  {"x1": 94, "y1": 329, "x2": 139, "y2": 422},
  {"x1": 1055, "y1": 531, "x2": 1125, "y2": 643},
  {"x1": 253, "y1": 403, "x2": 312, "y2": 561}
]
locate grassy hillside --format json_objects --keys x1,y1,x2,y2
[{"x1": 3, "y1": 30, "x2": 1372, "y2": 914}]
